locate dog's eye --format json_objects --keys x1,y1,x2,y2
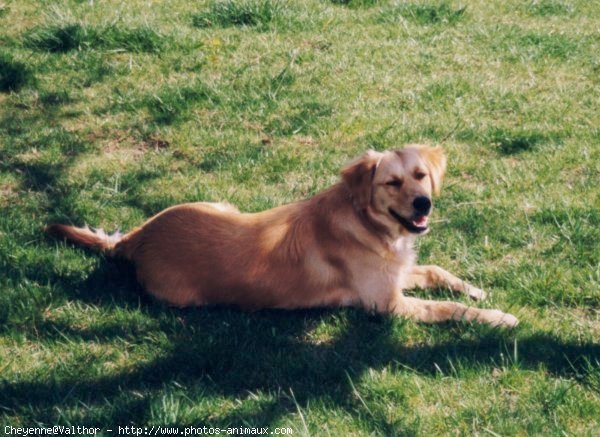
[
  {"x1": 414, "y1": 171, "x2": 427, "y2": 180},
  {"x1": 386, "y1": 179, "x2": 403, "y2": 188}
]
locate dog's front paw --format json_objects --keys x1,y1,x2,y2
[
  {"x1": 488, "y1": 311, "x2": 519, "y2": 328},
  {"x1": 467, "y1": 286, "x2": 487, "y2": 301}
]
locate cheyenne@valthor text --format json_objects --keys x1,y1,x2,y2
[{"x1": 5, "y1": 426, "x2": 100, "y2": 436}]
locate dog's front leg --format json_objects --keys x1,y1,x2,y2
[
  {"x1": 406, "y1": 265, "x2": 486, "y2": 300},
  {"x1": 388, "y1": 293, "x2": 518, "y2": 328}
]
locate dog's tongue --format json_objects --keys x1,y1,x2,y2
[{"x1": 412, "y1": 215, "x2": 429, "y2": 227}]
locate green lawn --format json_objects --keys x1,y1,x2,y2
[{"x1": 1, "y1": 0, "x2": 599, "y2": 434}]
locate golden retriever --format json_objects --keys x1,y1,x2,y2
[{"x1": 46, "y1": 145, "x2": 518, "y2": 327}]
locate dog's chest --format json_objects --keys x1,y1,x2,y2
[
  {"x1": 386, "y1": 237, "x2": 417, "y2": 287},
  {"x1": 349, "y1": 236, "x2": 416, "y2": 309},
  {"x1": 391, "y1": 236, "x2": 416, "y2": 261}
]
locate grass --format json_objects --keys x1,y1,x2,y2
[
  {"x1": 379, "y1": 1, "x2": 467, "y2": 25},
  {"x1": 526, "y1": 0, "x2": 575, "y2": 16},
  {"x1": 0, "y1": 0, "x2": 599, "y2": 434},
  {"x1": 0, "y1": 52, "x2": 35, "y2": 92},
  {"x1": 24, "y1": 23, "x2": 166, "y2": 53},
  {"x1": 192, "y1": 0, "x2": 285, "y2": 29},
  {"x1": 146, "y1": 80, "x2": 220, "y2": 124}
]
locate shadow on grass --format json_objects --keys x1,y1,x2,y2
[{"x1": 2, "y1": 256, "x2": 599, "y2": 428}]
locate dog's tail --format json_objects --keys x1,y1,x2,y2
[{"x1": 45, "y1": 224, "x2": 124, "y2": 255}]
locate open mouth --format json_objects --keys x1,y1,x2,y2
[{"x1": 388, "y1": 208, "x2": 429, "y2": 234}]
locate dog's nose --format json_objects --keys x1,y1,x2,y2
[{"x1": 412, "y1": 196, "x2": 431, "y2": 215}]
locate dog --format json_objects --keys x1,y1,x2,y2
[{"x1": 46, "y1": 145, "x2": 518, "y2": 327}]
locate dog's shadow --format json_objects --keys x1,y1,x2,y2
[{"x1": 4, "y1": 257, "x2": 600, "y2": 430}]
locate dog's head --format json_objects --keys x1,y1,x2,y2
[{"x1": 341, "y1": 145, "x2": 446, "y2": 236}]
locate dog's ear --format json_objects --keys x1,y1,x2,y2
[
  {"x1": 341, "y1": 150, "x2": 382, "y2": 209},
  {"x1": 417, "y1": 146, "x2": 446, "y2": 195}
]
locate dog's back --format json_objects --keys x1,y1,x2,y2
[{"x1": 46, "y1": 197, "x2": 361, "y2": 309}]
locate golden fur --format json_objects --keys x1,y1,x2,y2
[{"x1": 46, "y1": 145, "x2": 518, "y2": 327}]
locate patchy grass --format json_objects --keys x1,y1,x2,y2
[
  {"x1": 379, "y1": 1, "x2": 467, "y2": 25},
  {"x1": 24, "y1": 23, "x2": 166, "y2": 53},
  {"x1": 489, "y1": 28, "x2": 580, "y2": 62},
  {"x1": 145, "y1": 81, "x2": 220, "y2": 124},
  {"x1": 192, "y1": 0, "x2": 284, "y2": 29},
  {"x1": 331, "y1": 0, "x2": 382, "y2": 8},
  {"x1": 486, "y1": 127, "x2": 561, "y2": 154},
  {"x1": 0, "y1": 52, "x2": 35, "y2": 92},
  {"x1": 0, "y1": 0, "x2": 599, "y2": 434},
  {"x1": 525, "y1": 0, "x2": 575, "y2": 16}
]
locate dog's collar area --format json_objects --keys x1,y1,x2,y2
[
  {"x1": 388, "y1": 208, "x2": 428, "y2": 234},
  {"x1": 360, "y1": 206, "x2": 395, "y2": 239}
]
